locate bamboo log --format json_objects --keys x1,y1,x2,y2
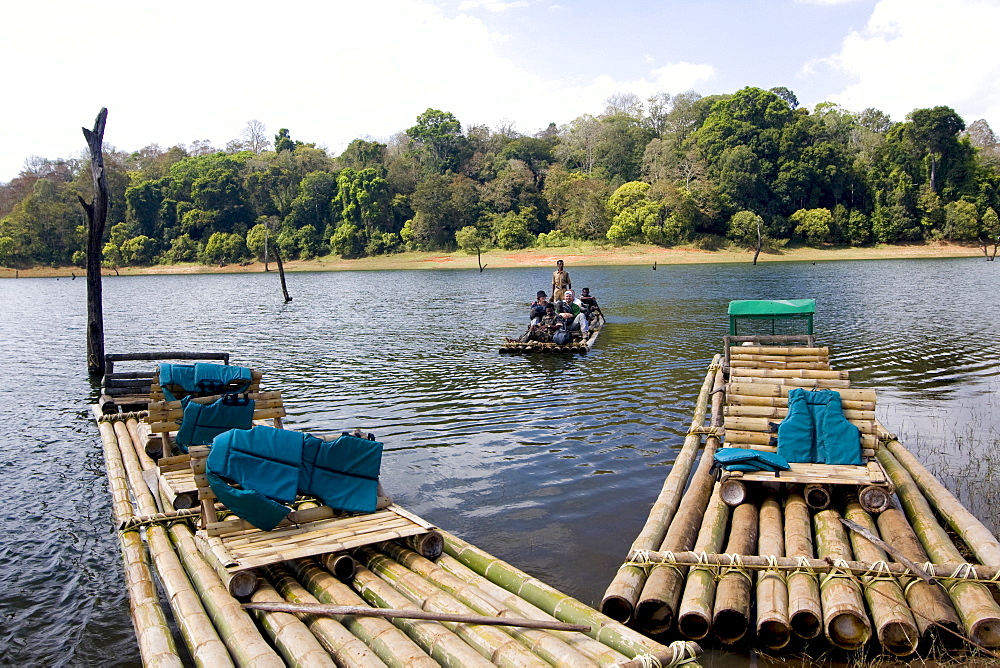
[
  {"x1": 601, "y1": 357, "x2": 721, "y2": 622},
  {"x1": 784, "y1": 492, "x2": 822, "y2": 639},
  {"x1": 843, "y1": 499, "x2": 918, "y2": 656},
  {"x1": 711, "y1": 501, "x2": 758, "y2": 645},
  {"x1": 441, "y1": 531, "x2": 680, "y2": 664},
  {"x1": 725, "y1": 405, "x2": 874, "y2": 421},
  {"x1": 375, "y1": 541, "x2": 596, "y2": 666},
  {"x1": 435, "y1": 553, "x2": 630, "y2": 665},
  {"x1": 677, "y1": 486, "x2": 731, "y2": 640},
  {"x1": 706, "y1": 500, "x2": 755, "y2": 640},
  {"x1": 755, "y1": 491, "x2": 790, "y2": 650},
  {"x1": 876, "y1": 449, "x2": 1000, "y2": 648},
  {"x1": 730, "y1": 368, "x2": 848, "y2": 380},
  {"x1": 264, "y1": 564, "x2": 388, "y2": 668},
  {"x1": 167, "y1": 522, "x2": 284, "y2": 666},
  {"x1": 803, "y1": 484, "x2": 832, "y2": 510},
  {"x1": 812, "y1": 508, "x2": 872, "y2": 650},
  {"x1": 355, "y1": 547, "x2": 551, "y2": 667},
  {"x1": 247, "y1": 579, "x2": 337, "y2": 667},
  {"x1": 107, "y1": 416, "x2": 235, "y2": 666},
  {"x1": 291, "y1": 558, "x2": 438, "y2": 667},
  {"x1": 729, "y1": 346, "x2": 829, "y2": 357},
  {"x1": 635, "y1": 367, "x2": 726, "y2": 634},
  {"x1": 727, "y1": 383, "x2": 875, "y2": 402},
  {"x1": 882, "y1": 434, "x2": 1000, "y2": 566},
  {"x1": 347, "y1": 563, "x2": 497, "y2": 668},
  {"x1": 95, "y1": 414, "x2": 183, "y2": 667},
  {"x1": 874, "y1": 508, "x2": 962, "y2": 642},
  {"x1": 727, "y1": 393, "x2": 875, "y2": 412}
]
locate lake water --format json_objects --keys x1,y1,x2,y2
[{"x1": 1, "y1": 257, "x2": 998, "y2": 666}]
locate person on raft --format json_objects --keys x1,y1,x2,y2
[
  {"x1": 554, "y1": 289, "x2": 589, "y2": 338},
  {"x1": 579, "y1": 287, "x2": 601, "y2": 319},
  {"x1": 521, "y1": 303, "x2": 562, "y2": 342},
  {"x1": 551, "y1": 259, "x2": 571, "y2": 301},
  {"x1": 528, "y1": 290, "x2": 548, "y2": 325}
]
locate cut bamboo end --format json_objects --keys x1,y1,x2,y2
[
  {"x1": 803, "y1": 484, "x2": 832, "y2": 510},
  {"x1": 720, "y1": 479, "x2": 746, "y2": 506},
  {"x1": 321, "y1": 553, "x2": 357, "y2": 581}
]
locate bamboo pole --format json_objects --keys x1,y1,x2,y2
[
  {"x1": 843, "y1": 499, "x2": 918, "y2": 656},
  {"x1": 95, "y1": 413, "x2": 183, "y2": 667},
  {"x1": 263, "y1": 564, "x2": 388, "y2": 668},
  {"x1": 247, "y1": 579, "x2": 337, "y2": 667},
  {"x1": 166, "y1": 522, "x2": 284, "y2": 667},
  {"x1": 755, "y1": 490, "x2": 790, "y2": 650},
  {"x1": 876, "y1": 449, "x2": 1000, "y2": 648},
  {"x1": 435, "y1": 552, "x2": 630, "y2": 665},
  {"x1": 290, "y1": 558, "x2": 438, "y2": 668},
  {"x1": 677, "y1": 486, "x2": 730, "y2": 640},
  {"x1": 355, "y1": 546, "x2": 552, "y2": 667},
  {"x1": 712, "y1": 501, "x2": 758, "y2": 645},
  {"x1": 812, "y1": 508, "x2": 872, "y2": 650},
  {"x1": 440, "y1": 531, "x2": 682, "y2": 664},
  {"x1": 874, "y1": 508, "x2": 961, "y2": 642},
  {"x1": 601, "y1": 356, "x2": 721, "y2": 623},
  {"x1": 635, "y1": 367, "x2": 726, "y2": 634},
  {"x1": 784, "y1": 491, "x2": 822, "y2": 639},
  {"x1": 106, "y1": 415, "x2": 234, "y2": 667},
  {"x1": 347, "y1": 563, "x2": 496, "y2": 668},
  {"x1": 882, "y1": 434, "x2": 1000, "y2": 566},
  {"x1": 375, "y1": 541, "x2": 597, "y2": 666}
]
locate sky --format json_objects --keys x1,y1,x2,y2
[{"x1": 1, "y1": 0, "x2": 999, "y2": 184}]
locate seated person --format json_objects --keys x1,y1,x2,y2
[
  {"x1": 554, "y1": 289, "x2": 589, "y2": 337},
  {"x1": 522, "y1": 303, "x2": 561, "y2": 342},
  {"x1": 579, "y1": 287, "x2": 601, "y2": 318},
  {"x1": 528, "y1": 291, "x2": 548, "y2": 325}
]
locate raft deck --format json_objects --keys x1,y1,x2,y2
[
  {"x1": 95, "y1": 354, "x2": 700, "y2": 667},
  {"x1": 602, "y1": 344, "x2": 1000, "y2": 658},
  {"x1": 499, "y1": 313, "x2": 606, "y2": 355}
]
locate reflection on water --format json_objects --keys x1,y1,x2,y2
[{"x1": 0, "y1": 257, "x2": 997, "y2": 665}]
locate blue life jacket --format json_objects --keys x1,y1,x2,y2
[
  {"x1": 174, "y1": 394, "x2": 256, "y2": 453},
  {"x1": 207, "y1": 426, "x2": 383, "y2": 531},
  {"x1": 777, "y1": 388, "x2": 861, "y2": 465},
  {"x1": 159, "y1": 362, "x2": 252, "y2": 401},
  {"x1": 714, "y1": 447, "x2": 790, "y2": 472}
]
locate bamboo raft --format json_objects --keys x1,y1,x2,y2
[
  {"x1": 602, "y1": 337, "x2": 1000, "y2": 657},
  {"x1": 499, "y1": 312, "x2": 606, "y2": 355},
  {"x1": 96, "y1": 353, "x2": 702, "y2": 667}
]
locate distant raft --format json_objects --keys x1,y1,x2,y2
[{"x1": 499, "y1": 311, "x2": 606, "y2": 355}]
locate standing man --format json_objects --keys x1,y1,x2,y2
[{"x1": 551, "y1": 259, "x2": 571, "y2": 301}]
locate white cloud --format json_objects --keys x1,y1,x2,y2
[
  {"x1": 822, "y1": 0, "x2": 1000, "y2": 125},
  {"x1": 0, "y1": 0, "x2": 724, "y2": 181},
  {"x1": 457, "y1": 0, "x2": 529, "y2": 12}
]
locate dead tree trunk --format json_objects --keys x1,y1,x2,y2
[
  {"x1": 477, "y1": 248, "x2": 487, "y2": 273},
  {"x1": 79, "y1": 109, "x2": 109, "y2": 376},
  {"x1": 752, "y1": 220, "x2": 763, "y2": 265},
  {"x1": 979, "y1": 235, "x2": 999, "y2": 261},
  {"x1": 273, "y1": 247, "x2": 292, "y2": 302}
]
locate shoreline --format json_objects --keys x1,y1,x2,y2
[{"x1": 0, "y1": 242, "x2": 985, "y2": 279}]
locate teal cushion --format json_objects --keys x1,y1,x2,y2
[{"x1": 174, "y1": 395, "x2": 255, "y2": 452}]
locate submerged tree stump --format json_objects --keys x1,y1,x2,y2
[{"x1": 79, "y1": 108, "x2": 110, "y2": 376}]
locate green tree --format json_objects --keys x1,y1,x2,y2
[
  {"x1": 200, "y1": 231, "x2": 246, "y2": 265},
  {"x1": 407, "y1": 109, "x2": 468, "y2": 173},
  {"x1": 455, "y1": 225, "x2": 490, "y2": 254},
  {"x1": 161, "y1": 233, "x2": 199, "y2": 263},
  {"x1": 330, "y1": 222, "x2": 363, "y2": 258},
  {"x1": 790, "y1": 208, "x2": 833, "y2": 244},
  {"x1": 120, "y1": 235, "x2": 157, "y2": 265},
  {"x1": 942, "y1": 200, "x2": 979, "y2": 240},
  {"x1": 728, "y1": 210, "x2": 765, "y2": 248}
]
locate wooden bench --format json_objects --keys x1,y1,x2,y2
[
  {"x1": 187, "y1": 435, "x2": 441, "y2": 597},
  {"x1": 718, "y1": 341, "x2": 892, "y2": 513},
  {"x1": 143, "y1": 366, "x2": 285, "y2": 508}
]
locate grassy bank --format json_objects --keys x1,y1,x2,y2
[{"x1": 0, "y1": 241, "x2": 985, "y2": 279}]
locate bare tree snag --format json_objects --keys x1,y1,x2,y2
[
  {"x1": 79, "y1": 108, "x2": 109, "y2": 376},
  {"x1": 273, "y1": 247, "x2": 292, "y2": 302},
  {"x1": 752, "y1": 220, "x2": 763, "y2": 266},
  {"x1": 477, "y1": 248, "x2": 487, "y2": 272}
]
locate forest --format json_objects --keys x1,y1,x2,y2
[{"x1": 2, "y1": 85, "x2": 1000, "y2": 269}]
